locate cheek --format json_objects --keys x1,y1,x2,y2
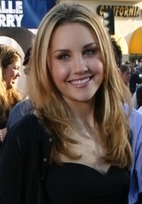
[
  {"x1": 3, "y1": 69, "x2": 9, "y2": 80},
  {"x1": 7, "y1": 70, "x2": 14, "y2": 78},
  {"x1": 51, "y1": 63, "x2": 70, "y2": 82},
  {"x1": 90, "y1": 59, "x2": 104, "y2": 77},
  {"x1": 5, "y1": 68, "x2": 13, "y2": 74},
  {"x1": 89, "y1": 56, "x2": 101, "y2": 68}
]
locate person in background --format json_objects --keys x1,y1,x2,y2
[
  {"x1": 22, "y1": 47, "x2": 32, "y2": 75},
  {"x1": 0, "y1": 3, "x2": 141, "y2": 204},
  {"x1": 111, "y1": 39, "x2": 131, "y2": 89},
  {"x1": 126, "y1": 61, "x2": 142, "y2": 95},
  {"x1": 111, "y1": 37, "x2": 142, "y2": 204},
  {"x1": 134, "y1": 59, "x2": 142, "y2": 75},
  {"x1": 119, "y1": 64, "x2": 131, "y2": 86},
  {"x1": 135, "y1": 86, "x2": 142, "y2": 113},
  {"x1": 132, "y1": 85, "x2": 142, "y2": 112},
  {"x1": 131, "y1": 90, "x2": 138, "y2": 109},
  {"x1": 7, "y1": 47, "x2": 33, "y2": 131},
  {"x1": 0, "y1": 44, "x2": 22, "y2": 149},
  {"x1": 111, "y1": 37, "x2": 122, "y2": 68}
]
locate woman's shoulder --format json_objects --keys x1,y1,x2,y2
[
  {"x1": 13, "y1": 113, "x2": 39, "y2": 131},
  {"x1": 7, "y1": 113, "x2": 42, "y2": 143},
  {"x1": 5, "y1": 113, "x2": 53, "y2": 153}
]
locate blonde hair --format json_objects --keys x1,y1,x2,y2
[
  {"x1": 28, "y1": 2, "x2": 132, "y2": 168},
  {"x1": 0, "y1": 44, "x2": 22, "y2": 122}
]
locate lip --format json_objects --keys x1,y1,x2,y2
[
  {"x1": 68, "y1": 75, "x2": 94, "y2": 88},
  {"x1": 12, "y1": 75, "x2": 19, "y2": 81}
]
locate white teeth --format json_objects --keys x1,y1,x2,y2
[{"x1": 70, "y1": 77, "x2": 90, "y2": 85}]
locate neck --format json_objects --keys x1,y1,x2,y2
[{"x1": 65, "y1": 98, "x2": 95, "y2": 128}]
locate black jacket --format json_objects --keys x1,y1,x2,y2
[
  {"x1": 0, "y1": 113, "x2": 52, "y2": 204},
  {"x1": 129, "y1": 73, "x2": 142, "y2": 94}
]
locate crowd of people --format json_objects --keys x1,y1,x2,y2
[{"x1": 0, "y1": 2, "x2": 142, "y2": 204}]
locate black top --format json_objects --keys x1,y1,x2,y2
[
  {"x1": 45, "y1": 163, "x2": 129, "y2": 204},
  {"x1": 0, "y1": 113, "x2": 141, "y2": 204},
  {"x1": 0, "y1": 114, "x2": 53, "y2": 204}
]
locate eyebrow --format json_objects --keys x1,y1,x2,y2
[
  {"x1": 83, "y1": 42, "x2": 98, "y2": 48},
  {"x1": 52, "y1": 42, "x2": 98, "y2": 54}
]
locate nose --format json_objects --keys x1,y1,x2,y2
[{"x1": 72, "y1": 55, "x2": 87, "y2": 74}]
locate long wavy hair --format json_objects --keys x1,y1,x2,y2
[
  {"x1": 27, "y1": 2, "x2": 132, "y2": 168},
  {"x1": 0, "y1": 45, "x2": 22, "y2": 123}
]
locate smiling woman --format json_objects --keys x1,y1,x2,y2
[
  {"x1": 48, "y1": 23, "x2": 103, "y2": 102},
  {"x1": 0, "y1": 44, "x2": 22, "y2": 147},
  {"x1": 0, "y1": 2, "x2": 141, "y2": 204}
]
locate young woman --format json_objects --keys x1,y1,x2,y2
[
  {"x1": 6, "y1": 47, "x2": 33, "y2": 131},
  {"x1": 0, "y1": 44, "x2": 22, "y2": 145},
  {"x1": 0, "y1": 3, "x2": 141, "y2": 204}
]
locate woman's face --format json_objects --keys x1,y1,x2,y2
[
  {"x1": 3, "y1": 57, "x2": 21, "y2": 89},
  {"x1": 48, "y1": 22, "x2": 104, "y2": 104}
]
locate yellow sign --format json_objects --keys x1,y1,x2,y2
[{"x1": 97, "y1": 5, "x2": 140, "y2": 17}]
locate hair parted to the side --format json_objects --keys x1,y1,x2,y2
[
  {"x1": 0, "y1": 44, "x2": 22, "y2": 122},
  {"x1": 27, "y1": 2, "x2": 132, "y2": 167}
]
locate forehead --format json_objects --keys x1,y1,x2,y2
[
  {"x1": 5, "y1": 59, "x2": 21, "y2": 68},
  {"x1": 50, "y1": 22, "x2": 97, "y2": 47}
]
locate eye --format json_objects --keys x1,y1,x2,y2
[
  {"x1": 14, "y1": 66, "x2": 19, "y2": 70},
  {"x1": 58, "y1": 53, "x2": 70, "y2": 60},
  {"x1": 83, "y1": 48, "x2": 97, "y2": 56}
]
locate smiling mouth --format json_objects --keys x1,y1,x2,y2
[{"x1": 69, "y1": 76, "x2": 93, "y2": 85}]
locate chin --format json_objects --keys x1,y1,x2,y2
[
  {"x1": 6, "y1": 84, "x2": 13, "y2": 89},
  {"x1": 75, "y1": 95, "x2": 94, "y2": 102}
]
